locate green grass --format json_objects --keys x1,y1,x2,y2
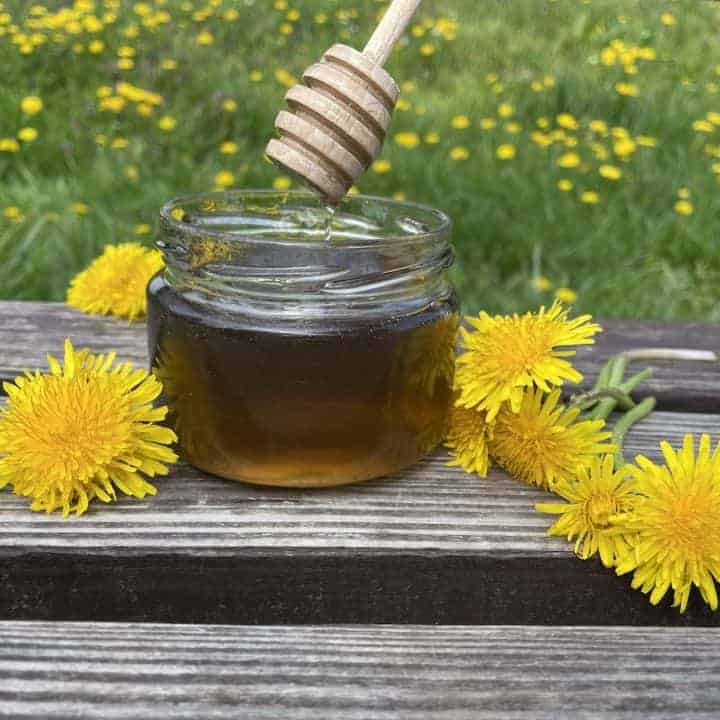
[{"x1": 1, "y1": 0, "x2": 719, "y2": 318}]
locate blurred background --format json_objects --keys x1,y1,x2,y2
[{"x1": 0, "y1": 0, "x2": 718, "y2": 318}]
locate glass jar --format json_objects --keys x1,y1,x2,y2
[{"x1": 147, "y1": 190, "x2": 458, "y2": 487}]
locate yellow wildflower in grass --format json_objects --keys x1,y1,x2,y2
[
  {"x1": 279, "y1": 22, "x2": 293, "y2": 35},
  {"x1": 161, "y1": 59, "x2": 178, "y2": 70},
  {"x1": 496, "y1": 143, "x2": 516, "y2": 160},
  {"x1": 614, "y1": 434, "x2": 720, "y2": 612},
  {"x1": 660, "y1": 11, "x2": 677, "y2": 26},
  {"x1": 419, "y1": 42, "x2": 435, "y2": 56},
  {"x1": 693, "y1": 120, "x2": 714, "y2": 133},
  {"x1": 599, "y1": 165, "x2": 622, "y2": 180},
  {"x1": 613, "y1": 137, "x2": 637, "y2": 158},
  {"x1": 396, "y1": 98, "x2": 412, "y2": 112},
  {"x1": 589, "y1": 120, "x2": 608, "y2": 135},
  {"x1": 498, "y1": 103, "x2": 514, "y2": 118},
  {"x1": 286, "y1": 9, "x2": 300, "y2": 21},
  {"x1": 20, "y1": 95, "x2": 43, "y2": 114},
  {"x1": 196, "y1": 30, "x2": 213, "y2": 45},
  {"x1": 450, "y1": 146, "x2": 469, "y2": 161},
  {"x1": 451, "y1": 115, "x2": 470, "y2": 129},
  {"x1": 157, "y1": 115, "x2": 177, "y2": 132},
  {"x1": 111, "y1": 137, "x2": 129, "y2": 150},
  {"x1": 674, "y1": 200, "x2": 694, "y2": 216},
  {"x1": 536, "y1": 117, "x2": 550, "y2": 129},
  {"x1": 423, "y1": 131, "x2": 440, "y2": 144},
  {"x1": 557, "y1": 152, "x2": 580, "y2": 168},
  {"x1": 136, "y1": 103, "x2": 153, "y2": 118},
  {"x1": 274, "y1": 68, "x2": 297, "y2": 88},
  {"x1": 678, "y1": 187, "x2": 691, "y2": 199},
  {"x1": 480, "y1": 118, "x2": 497, "y2": 130},
  {"x1": 220, "y1": 141, "x2": 238, "y2": 155},
  {"x1": 531, "y1": 80, "x2": 543, "y2": 92},
  {"x1": 117, "y1": 59, "x2": 134, "y2": 71},
  {"x1": 249, "y1": 70, "x2": 263, "y2": 82},
  {"x1": 580, "y1": 191, "x2": 600, "y2": 204},
  {"x1": 124, "y1": 165, "x2": 140, "y2": 182},
  {"x1": 556, "y1": 113, "x2": 578, "y2": 131},
  {"x1": 445, "y1": 405, "x2": 491, "y2": 477},
  {"x1": 99, "y1": 96, "x2": 126, "y2": 113},
  {"x1": 557, "y1": 179, "x2": 574, "y2": 192},
  {"x1": 543, "y1": 75, "x2": 556, "y2": 88},
  {"x1": 636, "y1": 135, "x2": 658, "y2": 147},
  {"x1": 536, "y1": 455, "x2": 636, "y2": 567},
  {"x1": 600, "y1": 47, "x2": 617, "y2": 66},
  {"x1": 272, "y1": 175, "x2": 292, "y2": 190},
  {"x1": 0, "y1": 339, "x2": 177, "y2": 517},
  {"x1": 531, "y1": 131, "x2": 552, "y2": 148},
  {"x1": 17, "y1": 127, "x2": 37, "y2": 142},
  {"x1": 134, "y1": 224, "x2": 151, "y2": 235},
  {"x1": 88, "y1": 39, "x2": 104, "y2": 54},
  {"x1": 222, "y1": 99, "x2": 238, "y2": 113},
  {"x1": 455, "y1": 301, "x2": 600, "y2": 421},
  {"x1": 490, "y1": 388, "x2": 613, "y2": 490},
  {"x1": 505, "y1": 122, "x2": 522, "y2": 134},
  {"x1": 372, "y1": 159, "x2": 391, "y2": 174},
  {"x1": 615, "y1": 82, "x2": 639, "y2": 97},
  {"x1": 392, "y1": 191, "x2": 407, "y2": 202},
  {"x1": 532, "y1": 275, "x2": 553, "y2": 291},
  {"x1": 708, "y1": 112, "x2": 720, "y2": 126},
  {"x1": 67, "y1": 243, "x2": 164, "y2": 321},
  {"x1": 214, "y1": 170, "x2": 235, "y2": 188},
  {"x1": 70, "y1": 202, "x2": 89, "y2": 216},
  {"x1": 712, "y1": 163, "x2": 720, "y2": 174},
  {"x1": 3, "y1": 206, "x2": 23, "y2": 222},
  {"x1": 555, "y1": 287, "x2": 578, "y2": 303},
  {"x1": 395, "y1": 131, "x2": 420, "y2": 149},
  {"x1": 314, "y1": 12, "x2": 328, "y2": 24}
]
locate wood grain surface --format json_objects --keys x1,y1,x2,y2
[
  {"x1": 2, "y1": 622, "x2": 719, "y2": 719},
  {"x1": 1, "y1": 302, "x2": 718, "y2": 411}
]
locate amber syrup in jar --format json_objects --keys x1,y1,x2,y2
[{"x1": 148, "y1": 191, "x2": 458, "y2": 487}]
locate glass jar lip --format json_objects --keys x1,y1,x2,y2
[{"x1": 159, "y1": 189, "x2": 451, "y2": 249}]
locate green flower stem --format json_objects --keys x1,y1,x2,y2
[
  {"x1": 612, "y1": 397, "x2": 656, "y2": 468},
  {"x1": 619, "y1": 367, "x2": 653, "y2": 394},
  {"x1": 623, "y1": 348, "x2": 718, "y2": 362},
  {"x1": 571, "y1": 388, "x2": 636, "y2": 412},
  {"x1": 591, "y1": 355, "x2": 629, "y2": 421}
]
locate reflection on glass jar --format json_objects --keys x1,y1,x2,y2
[{"x1": 147, "y1": 191, "x2": 458, "y2": 487}]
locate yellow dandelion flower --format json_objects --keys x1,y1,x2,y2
[
  {"x1": 480, "y1": 117, "x2": 497, "y2": 130},
  {"x1": 88, "y1": 39, "x2": 104, "y2": 53},
  {"x1": 556, "y1": 113, "x2": 578, "y2": 130},
  {"x1": 157, "y1": 115, "x2": 176, "y2": 132},
  {"x1": 693, "y1": 120, "x2": 714, "y2": 133},
  {"x1": 498, "y1": 103, "x2": 514, "y2": 118},
  {"x1": 420, "y1": 42, "x2": 435, "y2": 56},
  {"x1": 392, "y1": 191, "x2": 407, "y2": 201},
  {"x1": 536, "y1": 455, "x2": 636, "y2": 566},
  {"x1": 614, "y1": 434, "x2": 720, "y2": 612},
  {"x1": 314, "y1": 12, "x2": 328, "y2": 24},
  {"x1": 496, "y1": 143, "x2": 516, "y2": 160},
  {"x1": 451, "y1": 115, "x2": 470, "y2": 129},
  {"x1": 117, "y1": 58, "x2": 134, "y2": 70},
  {"x1": 0, "y1": 339, "x2": 177, "y2": 517},
  {"x1": 70, "y1": 202, "x2": 89, "y2": 216},
  {"x1": 660, "y1": 11, "x2": 676, "y2": 26},
  {"x1": 490, "y1": 388, "x2": 613, "y2": 490},
  {"x1": 712, "y1": 163, "x2": 720, "y2": 174},
  {"x1": 613, "y1": 137, "x2": 637, "y2": 158},
  {"x1": 636, "y1": 135, "x2": 658, "y2": 147},
  {"x1": 615, "y1": 82, "x2": 639, "y2": 97},
  {"x1": 580, "y1": 191, "x2": 600, "y2": 204},
  {"x1": 136, "y1": 103, "x2": 153, "y2": 117},
  {"x1": 110, "y1": 137, "x2": 128, "y2": 150},
  {"x1": 67, "y1": 243, "x2": 163, "y2": 321},
  {"x1": 372, "y1": 159, "x2": 391, "y2": 174},
  {"x1": 543, "y1": 75, "x2": 556, "y2": 88},
  {"x1": 220, "y1": 141, "x2": 238, "y2": 155},
  {"x1": 222, "y1": 99, "x2": 238, "y2": 112},
  {"x1": 196, "y1": 30, "x2": 213, "y2": 45},
  {"x1": 677, "y1": 187, "x2": 691, "y2": 199},
  {"x1": 249, "y1": 70, "x2": 263, "y2": 82},
  {"x1": 17, "y1": 127, "x2": 37, "y2": 142},
  {"x1": 505, "y1": 121, "x2": 522, "y2": 134},
  {"x1": 674, "y1": 200, "x2": 694, "y2": 216},
  {"x1": 395, "y1": 131, "x2": 420, "y2": 149},
  {"x1": 286, "y1": 9, "x2": 300, "y2": 21},
  {"x1": 531, "y1": 80, "x2": 543, "y2": 92},
  {"x1": 20, "y1": 95, "x2": 43, "y2": 115},
  {"x1": 224, "y1": 8, "x2": 239, "y2": 20},
  {"x1": 124, "y1": 165, "x2": 140, "y2": 182},
  {"x1": 450, "y1": 146, "x2": 469, "y2": 161},
  {"x1": 214, "y1": 170, "x2": 235, "y2": 188},
  {"x1": 536, "y1": 117, "x2": 550, "y2": 129},
  {"x1": 599, "y1": 164, "x2": 622, "y2": 180},
  {"x1": 532, "y1": 275, "x2": 553, "y2": 291},
  {"x1": 134, "y1": 223, "x2": 151, "y2": 235},
  {"x1": 274, "y1": 68, "x2": 297, "y2": 88},
  {"x1": 589, "y1": 119, "x2": 608, "y2": 135},
  {"x1": 708, "y1": 112, "x2": 720, "y2": 126},
  {"x1": 555, "y1": 287, "x2": 578, "y2": 303},
  {"x1": 600, "y1": 47, "x2": 617, "y2": 66},
  {"x1": 455, "y1": 301, "x2": 601, "y2": 420},
  {"x1": 531, "y1": 131, "x2": 552, "y2": 148},
  {"x1": 445, "y1": 405, "x2": 491, "y2": 477},
  {"x1": 557, "y1": 152, "x2": 580, "y2": 168},
  {"x1": 279, "y1": 22, "x2": 293, "y2": 35},
  {"x1": 3, "y1": 206, "x2": 23, "y2": 222},
  {"x1": 161, "y1": 58, "x2": 177, "y2": 70},
  {"x1": 423, "y1": 131, "x2": 440, "y2": 144},
  {"x1": 272, "y1": 175, "x2": 292, "y2": 190}
]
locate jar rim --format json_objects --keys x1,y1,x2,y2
[{"x1": 159, "y1": 189, "x2": 451, "y2": 249}]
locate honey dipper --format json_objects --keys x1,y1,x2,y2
[{"x1": 266, "y1": 0, "x2": 423, "y2": 204}]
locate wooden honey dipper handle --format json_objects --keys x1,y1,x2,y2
[{"x1": 363, "y1": 0, "x2": 424, "y2": 67}]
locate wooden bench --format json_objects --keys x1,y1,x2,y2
[{"x1": 1, "y1": 302, "x2": 719, "y2": 717}]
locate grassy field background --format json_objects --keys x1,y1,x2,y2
[{"x1": 1, "y1": 0, "x2": 719, "y2": 319}]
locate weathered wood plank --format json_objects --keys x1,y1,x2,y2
[
  {"x1": 0, "y1": 302, "x2": 719, "y2": 411},
  {"x1": 1, "y1": 622, "x2": 719, "y2": 719},
  {"x1": 1, "y1": 410, "x2": 718, "y2": 625}
]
